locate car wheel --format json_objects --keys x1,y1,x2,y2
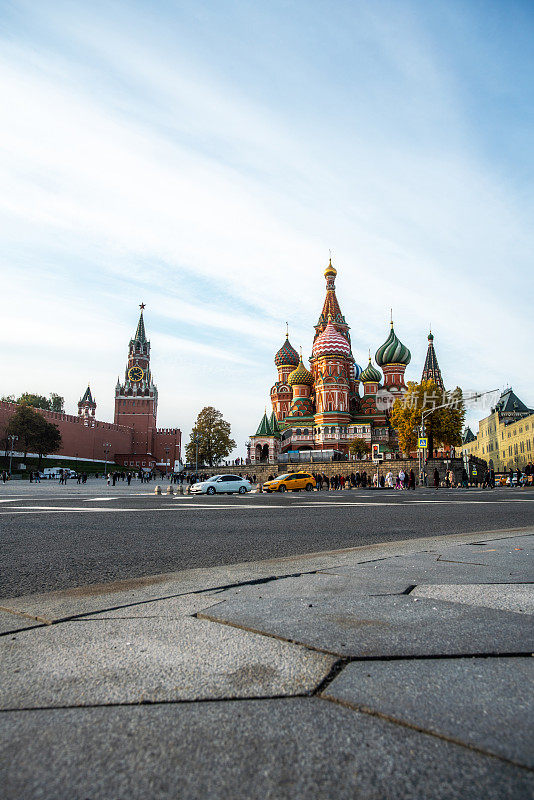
[
  {"x1": 305, "y1": 483, "x2": 313, "y2": 491},
  {"x1": 239, "y1": 486, "x2": 246, "y2": 494},
  {"x1": 278, "y1": 485, "x2": 286, "y2": 493},
  {"x1": 206, "y1": 486, "x2": 215, "y2": 495}
]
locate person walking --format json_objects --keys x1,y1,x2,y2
[
  {"x1": 409, "y1": 469, "x2": 416, "y2": 490},
  {"x1": 434, "y1": 468, "x2": 440, "y2": 488}
]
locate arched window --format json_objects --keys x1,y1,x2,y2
[
  {"x1": 303, "y1": 429, "x2": 309, "y2": 436},
  {"x1": 296, "y1": 428, "x2": 302, "y2": 436}
]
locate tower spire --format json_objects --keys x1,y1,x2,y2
[
  {"x1": 134, "y1": 304, "x2": 147, "y2": 344},
  {"x1": 315, "y1": 257, "x2": 349, "y2": 338},
  {"x1": 422, "y1": 329, "x2": 444, "y2": 389}
]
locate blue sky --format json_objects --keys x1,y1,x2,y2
[{"x1": 1, "y1": 0, "x2": 533, "y2": 454}]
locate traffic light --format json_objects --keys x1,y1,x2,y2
[{"x1": 372, "y1": 444, "x2": 383, "y2": 461}]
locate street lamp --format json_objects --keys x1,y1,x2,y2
[
  {"x1": 8, "y1": 435, "x2": 18, "y2": 476},
  {"x1": 103, "y1": 442, "x2": 111, "y2": 478},
  {"x1": 420, "y1": 388, "x2": 497, "y2": 485},
  {"x1": 192, "y1": 429, "x2": 201, "y2": 474}
]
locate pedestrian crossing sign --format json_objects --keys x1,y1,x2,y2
[{"x1": 418, "y1": 438, "x2": 428, "y2": 448}]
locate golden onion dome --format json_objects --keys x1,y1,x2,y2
[{"x1": 288, "y1": 356, "x2": 314, "y2": 386}]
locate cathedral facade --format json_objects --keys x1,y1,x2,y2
[{"x1": 250, "y1": 259, "x2": 421, "y2": 463}]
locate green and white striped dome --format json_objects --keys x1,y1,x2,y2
[
  {"x1": 360, "y1": 357, "x2": 382, "y2": 383},
  {"x1": 375, "y1": 323, "x2": 411, "y2": 367}
]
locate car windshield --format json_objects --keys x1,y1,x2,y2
[{"x1": 207, "y1": 476, "x2": 222, "y2": 482}]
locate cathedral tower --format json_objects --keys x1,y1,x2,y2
[
  {"x1": 375, "y1": 317, "x2": 411, "y2": 394},
  {"x1": 114, "y1": 304, "x2": 158, "y2": 455},
  {"x1": 270, "y1": 328, "x2": 299, "y2": 421},
  {"x1": 421, "y1": 330, "x2": 444, "y2": 389}
]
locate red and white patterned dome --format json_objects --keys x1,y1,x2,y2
[{"x1": 312, "y1": 320, "x2": 351, "y2": 358}]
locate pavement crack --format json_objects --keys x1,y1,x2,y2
[
  {"x1": 0, "y1": 693, "x2": 311, "y2": 714},
  {"x1": 0, "y1": 569, "x2": 320, "y2": 637},
  {"x1": 319, "y1": 694, "x2": 534, "y2": 773}
]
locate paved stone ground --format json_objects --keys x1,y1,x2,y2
[
  {"x1": 0, "y1": 527, "x2": 532, "y2": 798},
  {"x1": 1, "y1": 479, "x2": 534, "y2": 597}
]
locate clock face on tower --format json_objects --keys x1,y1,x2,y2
[{"x1": 128, "y1": 366, "x2": 144, "y2": 382}]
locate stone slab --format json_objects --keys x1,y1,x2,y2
[
  {"x1": 199, "y1": 594, "x2": 534, "y2": 657},
  {"x1": 0, "y1": 617, "x2": 334, "y2": 709},
  {"x1": 412, "y1": 584, "x2": 534, "y2": 614},
  {"x1": 324, "y1": 658, "x2": 534, "y2": 768},
  {"x1": 218, "y1": 571, "x2": 414, "y2": 602},
  {"x1": 1, "y1": 699, "x2": 532, "y2": 800},
  {"x1": 3, "y1": 529, "x2": 531, "y2": 623},
  {"x1": 321, "y1": 548, "x2": 534, "y2": 584}
]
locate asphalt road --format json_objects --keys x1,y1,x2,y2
[{"x1": 1, "y1": 480, "x2": 533, "y2": 598}]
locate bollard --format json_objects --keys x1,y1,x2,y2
[
  {"x1": 154, "y1": 485, "x2": 161, "y2": 495},
  {"x1": 258, "y1": 483, "x2": 263, "y2": 493},
  {"x1": 346, "y1": 484, "x2": 352, "y2": 490},
  {"x1": 166, "y1": 485, "x2": 174, "y2": 495},
  {"x1": 178, "y1": 484, "x2": 184, "y2": 495}
]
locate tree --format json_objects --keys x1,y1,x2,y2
[
  {"x1": 49, "y1": 393, "x2": 65, "y2": 413},
  {"x1": 13, "y1": 393, "x2": 65, "y2": 412},
  {"x1": 185, "y1": 407, "x2": 236, "y2": 467},
  {"x1": 6, "y1": 404, "x2": 62, "y2": 464},
  {"x1": 390, "y1": 380, "x2": 465, "y2": 456},
  {"x1": 17, "y1": 393, "x2": 51, "y2": 410},
  {"x1": 348, "y1": 437, "x2": 371, "y2": 459}
]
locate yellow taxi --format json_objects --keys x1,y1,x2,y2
[{"x1": 263, "y1": 471, "x2": 316, "y2": 493}]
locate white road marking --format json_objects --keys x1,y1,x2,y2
[{"x1": 84, "y1": 497, "x2": 119, "y2": 502}]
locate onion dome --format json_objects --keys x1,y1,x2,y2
[
  {"x1": 375, "y1": 323, "x2": 411, "y2": 367},
  {"x1": 288, "y1": 356, "x2": 313, "y2": 386},
  {"x1": 351, "y1": 360, "x2": 362, "y2": 380},
  {"x1": 324, "y1": 257, "x2": 337, "y2": 278},
  {"x1": 274, "y1": 335, "x2": 299, "y2": 368},
  {"x1": 360, "y1": 357, "x2": 382, "y2": 384},
  {"x1": 312, "y1": 319, "x2": 351, "y2": 358}
]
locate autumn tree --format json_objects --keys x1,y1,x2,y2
[
  {"x1": 348, "y1": 437, "x2": 371, "y2": 459},
  {"x1": 390, "y1": 380, "x2": 465, "y2": 456},
  {"x1": 185, "y1": 407, "x2": 236, "y2": 467}
]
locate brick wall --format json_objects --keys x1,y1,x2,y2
[{"x1": 0, "y1": 401, "x2": 133, "y2": 462}]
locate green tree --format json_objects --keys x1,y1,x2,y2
[
  {"x1": 348, "y1": 437, "x2": 371, "y2": 459},
  {"x1": 49, "y1": 393, "x2": 65, "y2": 412},
  {"x1": 32, "y1": 414, "x2": 62, "y2": 467},
  {"x1": 6, "y1": 404, "x2": 62, "y2": 463},
  {"x1": 1, "y1": 395, "x2": 15, "y2": 403},
  {"x1": 390, "y1": 380, "x2": 465, "y2": 456},
  {"x1": 185, "y1": 407, "x2": 236, "y2": 467},
  {"x1": 17, "y1": 393, "x2": 51, "y2": 410}
]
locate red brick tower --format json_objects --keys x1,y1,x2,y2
[{"x1": 114, "y1": 304, "x2": 158, "y2": 456}]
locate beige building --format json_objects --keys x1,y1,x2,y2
[{"x1": 460, "y1": 388, "x2": 534, "y2": 472}]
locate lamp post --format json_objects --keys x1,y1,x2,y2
[
  {"x1": 420, "y1": 389, "x2": 497, "y2": 486},
  {"x1": 192, "y1": 429, "x2": 201, "y2": 474},
  {"x1": 165, "y1": 446, "x2": 170, "y2": 477},
  {"x1": 8, "y1": 435, "x2": 18, "y2": 476},
  {"x1": 103, "y1": 442, "x2": 111, "y2": 478}
]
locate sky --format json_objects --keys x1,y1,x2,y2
[{"x1": 1, "y1": 0, "x2": 533, "y2": 456}]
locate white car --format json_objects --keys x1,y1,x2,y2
[{"x1": 190, "y1": 474, "x2": 252, "y2": 495}]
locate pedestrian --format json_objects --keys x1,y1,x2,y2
[
  {"x1": 434, "y1": 468, "x2": 440, "y2": 488},
  {"x1": 409, "y1": 469, "x2": 416, "y2": 490},
  {"x1": 107, "y1": 473, "x2": 111, "y2": 486},
  {"x1": 399, "y1": 469, "x2": 405, "y2": 489}
]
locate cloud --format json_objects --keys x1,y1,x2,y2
[{"x1": 1, "y1": 0, "x2": 533, "y2": 453}]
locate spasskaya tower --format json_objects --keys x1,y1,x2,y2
[{"x1": 114, "y1": 303, "x2": 158, "y2": 456}]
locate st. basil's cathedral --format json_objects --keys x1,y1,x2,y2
[{"x1": 250, "y1": 259, "x2": 443, "y2": 463}]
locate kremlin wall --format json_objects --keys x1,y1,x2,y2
[{"x1": 0, "y1": 307, "x2": 181, "y2": 471}]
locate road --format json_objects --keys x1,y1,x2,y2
[{"x1": 1, "y1": 480, "x2": 533, "y2": 598}]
